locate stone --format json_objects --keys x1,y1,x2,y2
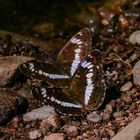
[
  {"x1": 40, "y1": 115, "x2": 60, "y2": 130},
  {"x1": 111, "y1": 117, "x2": 140, "y2": 140},
  {"x1": 132, "y1": 60, "x2": 140, "y2": 87},
  {"x1": 87, "y1": 112, "x2": 102, "y2": 123},
  {"x1": 106, "y1": 129, "x2": 115, "y2": 137},
  {"x1": 23, "y1": 106, "x2": 56, "y2": 121},
  {"x1": 113, "y1": 111, "x2": 124, "y2": 118},
  {"x1": 129, "y1": 30, "x2": 140, "y2": 44},
  {"x1": 134, "y1": 92, "x2": 140, "y2": 97},
  {"x1": 64, "y1": 125, "x2": 78, "y2": 137},
  {"x1": 120, "y1": 81, "x2": 133, "y2": 92},
  {"x1": 105, "y1": 104, "x2": 113, "y2": 113},
  {"x1": 0, "y1": 90, "x2": 28, "y2": 125},
  {"x1": 10, "y1": 117, "x2": 20, "y2": 128},
  {"x1": 0, "y1": 56, "x2": 33, "y2": 86},
  {"x1": 18, "y1": 87, "x2": 33, "y2": 99},
  {"x1": 103, "y1": 111, "x2": 111, "y2": 120},
  {"x1": 103, "y1": 104, "x2": 113, "y2": 120},
  {"x1": 125, "y1": 96, "x2": 132, "y2": 104},
  {"x1": 29, "y1": 129, "x2": 42, "y2": 139},
  {"x1": 110, "y1": 100, "x2": 116, "y2": 108},
  {"x1": 43, "y1": 133, "x2": 64, "y2": 140}
]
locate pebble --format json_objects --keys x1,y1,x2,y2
[
  {"x1": 110, "y1": 100, "x2": 116, "y2": 108},
  {"x1": 0, "y1": 91, "x2": 28, "y2": 125},
  {"x1": 120, "y1": 81, "x2": 133, "y2": 92},
  {"x1": 64, "y1": 125, "x2": 79, "y2": 137},
  {"x1": 134, "y1": 92, "x2": 140, "y2": 97},
  {"x1": 87, "y1": 112, "x2": 102, "y2": 123},
  {"x1": 29, "y1": 129, "x2": 42, "y2": 139},
  {"x1": 127, "y1": 88, "x2": 137, "y2": 96},
  {"x1": 125, "y1": 96, "x2": 132, "y2": 104},
  {"x1": 94, "y1": 129, "x2": 99, "y2": 136},
  {"x1": 81, "y1": 122, "x2": 90, "y2": 131},
  {"x1": 106, "y1": 129, "x2": 115, "y2": 137},
  {"x1": 103, "y1": 111, "x2": 111, "y2": 120},
  {"x1": 132, "y1": 60, "x2": 140, "y2": 87},
  {"x1": 106, "y1": 104, "x2": 113, "y2": 113},
  {"x1": 40, "y1": 115, "x2": 60, "y2": 130},
  {"x1": 10, "y1": 117, "x2": 20, "y2": 128},
  {"x1": 136, "y1": 100, "x2": 140, "y2": 106},
  {"x1": 43, "y1": 133, "x2": 64, "y2": 140},
  {"x1": 103, "y1": 104, "x2": 113, "y2": 120},
  {"x1": 128, "y1": 30, "x2": 140, "y2": 44},
  {"x1": 113, "y1": 111, "x2": 124, "y2": 118},
  {"x1": 23, "y1": 106, "x2": 56, "y2": 121},
  {"x1": 111, "y1": 117, "x2": 140, "y2": 140},
  {"x1": 0, "y1": 56, "x2": 33, "y2": 86},
  {"x1": 18, "y1": 87, "x2": 33, "y2": 99}
]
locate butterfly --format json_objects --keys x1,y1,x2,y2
[
  {"x1": 32, "y1": 49, "x2": 106, "y2": 115},
  {"x1": 19, "y1": 28, "x2": 106, "y2": 115}
]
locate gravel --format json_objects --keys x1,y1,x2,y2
[
  {"x1": 23, "y1": 106, "x2": 56, "y2": 121},
  {"x1": 129, "y1": 30, "x2": 140, "y2": 44},
  {"x1": 0, "y1": 1, "x2": 140, "y2": 139},
  {"x1": 87, "y1": 112, "x2": 103, "y2": 123},
  {"x1": 29, "y1": 129, "x2": 42, "y2": 139},
  {"x1": 0, "y1": 56, "x2": 33, "y2": 86},
  {"x1": 120, "y1": 81, "x2": 133, "y2": 92},
  {"x1": 0, "y1": 90, "x2": 28, "y2": 125},
  {"x1": 43, "y1": 133, "x2": 64, "y2": 140},
  {"x1": 132, "y1": 60, "x2": 140, "y2": 87}
]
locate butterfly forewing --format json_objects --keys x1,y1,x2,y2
[
  {"x1": 32, "y1": 86, "x2": 84, "y2": 115},
  {"x1": 57, "y1": 28, "x2": 92, "y2": 76},
  {"x1": 69, "y1": 49, "x2": 106, "y2": 111},
  {"x1": 19, "y1": 60, "x2": 70, "y2": 88}
]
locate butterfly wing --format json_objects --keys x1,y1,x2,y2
[
  {"x1": 69, "y1": 49, "x2": 106, "y2": 111},
  {"x1": 19, "y1": 60, "x2": 70, "y2": 88},
  {"x1": 57, "y1": 28, "x2": 92, "y2": 76},
  {"x1": 32, "y1": 86, "x2": 84, "y2": 115}
]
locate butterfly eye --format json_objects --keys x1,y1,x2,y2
[
  {"x1": 19, "y1": 60, "x2": 70, "y2": 88},
  {"x1": 32, "y1": 86, "x2": 84, "y2": 115},
  {"x1": 57, "y1": 28, "x2": 92, "y2": 77}
]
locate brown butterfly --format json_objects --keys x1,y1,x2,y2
[{"x1": 19, "y1": 28, "x2": 106, "y2": 115}]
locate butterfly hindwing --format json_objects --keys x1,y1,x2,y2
[
  {"x1": 57, "y1": 28, "x2": 92, "y2": 76},
  {"x1": 32, "y1": 86, "x2": 84, "y2": 115},
  {"x1": 69, "y1": 49, "x2": 106, "y2": 111},
  {"x1": 19, "y1": 60, "x2": 70, "y2": 87}
]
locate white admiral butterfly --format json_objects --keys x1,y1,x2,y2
[{"x1": 19, "y1": 28, "x2": 106, "y2": 115}]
